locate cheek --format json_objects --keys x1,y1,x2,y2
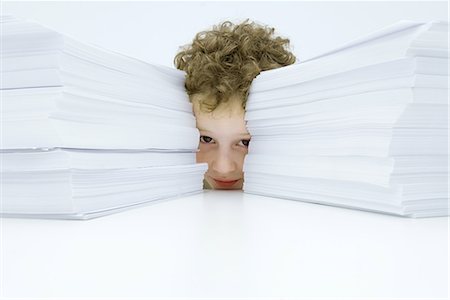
[
  {"x1": 235, "y1": 145, "x2": 249, "y2": 159},
  {"x1": 231, "y1": 148, "x2": 249, "y2": 171},
  {"x1": 196, "y1": 151, "x2": 206, "y2": 164},
  {"x1": 239, "y1": 152, "x2": 248, "y2": 168},
  {"x1": 196, "y1": 145, "x2": 212, "y2": 164}
]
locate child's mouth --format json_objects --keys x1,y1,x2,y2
[{"x1": 213, "y1": 179, "x2": 240, "y2": 188}]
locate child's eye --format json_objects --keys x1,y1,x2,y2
[
  {"x1": 238, "y1": 139, "x2": 250, "y2": 147},
  {"x1": 200, "y1": 135, "x2": 215, "y2": 144}
]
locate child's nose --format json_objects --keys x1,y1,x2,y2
[{"x1": 211, "y1": 151, "x2": 237, "y2": 175}]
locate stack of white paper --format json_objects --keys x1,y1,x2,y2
[
  {"x1": 244, "y1": 21, "x2": 449, "y2": 217},
  {"x1": 1, "y1": 16, "x2": 207, "y2": 219}
]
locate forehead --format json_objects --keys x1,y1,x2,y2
[{"x1": 193, "y1": 101, "x2": 249, "y2": 136}]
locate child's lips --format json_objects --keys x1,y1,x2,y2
[{"x1": 213, "y1": 178, "x2": 240, "y2": 187}]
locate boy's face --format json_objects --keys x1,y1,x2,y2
[{"x1": 193, "y1": 98, "x2": 251, "y2": 190}]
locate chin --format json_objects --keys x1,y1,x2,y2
[{"x1": 214, "y1": 185, "x2": 242, "y2": 190}]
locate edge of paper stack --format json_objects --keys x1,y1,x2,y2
[
  {"x1": 244, "y1": 20, "x2": 449, "y2": 218},
  {"x1": 1, "y1": 16, "x2": 207, "y2": 219}
]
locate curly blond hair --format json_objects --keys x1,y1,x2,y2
[{"x1": 174, "y1": 20, "x2": 296, "y2": 112}]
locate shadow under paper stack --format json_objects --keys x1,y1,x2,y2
[
  {"x1": 0, "y1": 16, "x2": 207, "y2": 219},
  {"x1": 244, "y1": 20, "x2": 449, "y2": 217}
]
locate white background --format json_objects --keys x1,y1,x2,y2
[{"x1": 2, "y1": 1, "x2": 448, "y2": 67}]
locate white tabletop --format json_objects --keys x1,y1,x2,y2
[{"x1": 1, "y1": 190, "x2": 448, "y2": 299}]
